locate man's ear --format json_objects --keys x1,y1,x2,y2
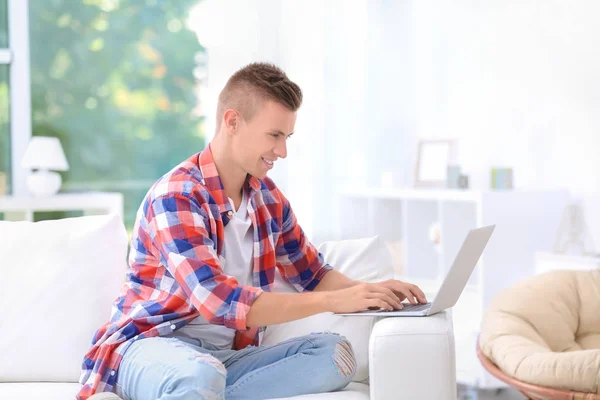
[{"x1": 223, "y1": 109, "x2": 240, "y2": 134}]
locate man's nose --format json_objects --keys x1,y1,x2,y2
[{"x1": 274, "y1": 140, "x2": 287, "y2": 159}]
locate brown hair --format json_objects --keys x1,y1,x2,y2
[{"x1": 216, "y1": 62, "x2": 302, "y2": 131}]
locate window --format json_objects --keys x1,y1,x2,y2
[
  {"x1": 0, "y1": 64, "x2": 8, "y2": 196},
  {"x1": 0, "y1": 0, "x2": 11, "y2": 196},
  {"x1": 28, "y1": 0, "x2": 206, "y2": 229}
]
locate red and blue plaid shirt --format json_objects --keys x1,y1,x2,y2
[{"x1": 78, "y1": 145, "x2": 332, "y2": 399}]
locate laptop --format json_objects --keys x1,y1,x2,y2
[{"x1": 336, "y1": 224, "x2": 495, "y2": 317}]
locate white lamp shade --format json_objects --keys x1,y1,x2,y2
[{"x1": 21, "y1": 136, "x2": 69, "y2": 171}]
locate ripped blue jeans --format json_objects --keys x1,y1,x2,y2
[{"x1": 114, "y1": 332, "x2": 357, "y2": 400}]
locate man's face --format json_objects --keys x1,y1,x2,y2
[{"x1": 231, "y1": 100, "x2": 296, "y2": 179}]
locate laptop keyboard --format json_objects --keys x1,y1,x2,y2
[{"x1": 393, "y1": 302, "x2": 432, "y2": 312}]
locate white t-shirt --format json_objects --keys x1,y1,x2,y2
[{"x1": 167, "y1": 190, "x2": 254, "y2": 349}]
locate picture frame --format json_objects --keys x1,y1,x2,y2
[{"x1": 414, "y1": 139, "x2": 457, "y2": 187}]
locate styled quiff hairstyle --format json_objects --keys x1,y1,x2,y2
[{"x1": 216, "y1": 62, "x2": 303, "y2": 132}]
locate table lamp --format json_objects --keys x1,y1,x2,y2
[{"x1": 21, "y1": 136, "x2": 69, "y2": 197}]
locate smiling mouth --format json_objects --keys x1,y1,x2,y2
[{"x1": 262, "y1": 157, "x2": 274, "y2": 166}]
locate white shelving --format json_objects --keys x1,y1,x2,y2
[
  {"x1": 0, "y1": 192, "x2": 124, "y2": 222},
  {"x1": 337, "y1": 187, "x2": 571, "y2": 388}
]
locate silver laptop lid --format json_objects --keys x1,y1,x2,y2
[{"x1": 428, "y1": 225, "x2": 495, "y2": 315}]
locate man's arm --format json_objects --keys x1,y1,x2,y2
[
  {"x1": 313, "y1": 269, "x2": 359, "y2": 291},
  {"x1": 245, "y1": 275, "x2": 429, "y2": 327},
  {"x1": 246, "y1": 260, "x2": 362, "y2": 327},
  {"x1": 246, "y1": 283, "x2": 403, "y2": 327}
]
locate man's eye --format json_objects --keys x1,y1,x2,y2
[{"x1": 270, "y1": 133, "x2": 279, "y2": 138}]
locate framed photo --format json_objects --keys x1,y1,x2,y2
[{"x1": 414, "y1": 139, "x2": 457, "y2": 187}]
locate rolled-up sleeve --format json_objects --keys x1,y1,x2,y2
[
  {"x1": 148, "y1": 193, "x2": 262, "y2": 330},
  {"x1": 275, "y1": 195, "x2": 332, "y2": 292}
]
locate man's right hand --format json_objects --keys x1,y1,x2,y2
[{"x1": 324, "y1": 283, "x2": 404, "y2": 313}]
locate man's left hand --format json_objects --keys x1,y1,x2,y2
[{"x1": 376, "y1": 280, "x2": 428, "y2": 305}]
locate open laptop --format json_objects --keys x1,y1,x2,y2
[{"x1": 337, "y1": 224, "x2": 495, "y2": 317}]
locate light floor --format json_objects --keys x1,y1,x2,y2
[{"x1": 458, "y1": 384, "x2": 525, "y2": 400}]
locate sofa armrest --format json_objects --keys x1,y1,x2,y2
[{"x1": 368, "y1": 310, "x2": 457, "y2": 400}]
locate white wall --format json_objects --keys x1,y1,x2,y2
[{"x1": 413, "y1": 0, "x2": 600, "y2": 250}]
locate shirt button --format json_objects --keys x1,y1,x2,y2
[
  {"x1": 110, "y1": 371, "x2": 115, "y2": 376},
  {"x1": 227, "y1": 211, "x2": 234, "y2": 217},
  {"x1": 170, "y1": 324, "x2": 176, "y2": 330}
]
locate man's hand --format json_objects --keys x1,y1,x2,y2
[
  {"x1": 324, "y1": 283, "x2": 405, "y2": 313},
  {"x1": 376, "y1": 279, "x2": 427, "y2": 305}
]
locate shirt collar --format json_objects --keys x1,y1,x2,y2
[{"x1": 196, "y1": 144, "x2": 262, "y2": 215}]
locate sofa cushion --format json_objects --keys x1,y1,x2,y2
[
  {"x1": 0, "y1": 383, "x2": 81, "y2": 400},
  {"x1": 0, "y1": 214, "x2": 128, "y2": 382},
  {"x1": 0, "y1": 382, "x2": 369, "y2": 400},
  {"x1": 274, "y1": 382, "x2": 369, "y2": 399},
  {"x1": 262, "y1": 236, "x2": 394, "y2": 383}
]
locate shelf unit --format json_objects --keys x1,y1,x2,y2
[{"x1": 337, "y1": 188, "x2": 571, "y2": 388}]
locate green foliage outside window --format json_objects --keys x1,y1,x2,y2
[
  {"x1": 30, "y1": 0, "x2": 205, "y2": 229},
  {"x1": 0, "y1": 0, "x2": 10, "y2": 195}
]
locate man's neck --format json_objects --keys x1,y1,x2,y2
[{"x1": 209, "y1": 136, "x2": 246, "y2": 202}]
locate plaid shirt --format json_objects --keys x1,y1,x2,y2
[{"x1": 78, "y1": 146, "x2": 332, "y2": 399}]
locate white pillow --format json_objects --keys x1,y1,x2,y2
[
  {"x1": 317, "y1": 235, "x2": 395, "y2": 282},
  {"x1": 0, "y1": 214, "x2": 128, "y2": 382},
  {"x1": 262, "y1": 236, "x2": 395, "y2": 383}
]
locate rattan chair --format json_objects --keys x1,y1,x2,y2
[{"x1": 477, "y1": 339, "x2": 600, "y2": 400}]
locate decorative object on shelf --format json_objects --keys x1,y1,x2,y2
[
  {"x1": 428, "y1": 221, "x2": 443, "y2": 254},
  {"x1": 446, "y1": 165, "x2": 462, "y2": 189},
  {"x1": 414, "y1": 139, "x2": 458, "y2": 188},
  {"x1": 384, "y1": 239, "x2": 405, "y2": 276},
  {"x1": 491, "y1": 167, "x2": 513, "y2": 190},
  {"x1": 458, "y1": 174, "x2": 469, "y2": 189},
  {"x1": 553, "y1": 203, "x2": 596, "y2": 256},
  {"x1": 21, "y1": 136, "x2": 69, "y2": 197},
  {"x1": 0, "y1": 172, "x2": 6, "y2": 196}
]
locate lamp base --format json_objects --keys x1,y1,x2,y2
[{"x1": 26, "y1": 170, "x2": 62, "y2": 197}]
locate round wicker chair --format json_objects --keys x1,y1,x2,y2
[
  {"x1": 477, "y1": 339, "x2": 600, "y2": 400},
  {"x1": 477, "y1": 269, "x2": 600, "y2": 400}
]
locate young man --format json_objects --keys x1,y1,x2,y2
[{"x1": 79, "y1": 62, "x2": 427, "y2": 400}]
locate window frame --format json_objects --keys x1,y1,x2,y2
[{"x1": 3, "y1": 0, "x2": 31, "y2": 196}]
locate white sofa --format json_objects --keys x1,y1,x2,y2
[{"x1": 0, "y1": 213, "x2": 457, "y2": 400}]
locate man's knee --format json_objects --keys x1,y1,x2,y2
[
  {"x1": 164, "y1": 353, "x2": 227, "y2": 399},
  {"x1": 309, "y1": 333, "x2": 357, "y2": 383},
  {"x1": 333, "y1": 337, "x2": 357, "y2": 379}
]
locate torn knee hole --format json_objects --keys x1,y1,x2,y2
[
  {"x1": 192, "y1": 353, "x2": 227, "y2": 375},
  {"x1": 333, "y1": 340, "x2": 356, "y2": 377}
]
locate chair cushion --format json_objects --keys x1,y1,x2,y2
[
  {"x1": 0, "y1": 214, "x2": 128, "y2": 382},
  {"x1": 0, "y1": 382, "x2": 81, "y2": 400},
  {"x1": 263, "y1": 236, "x2": 394, "y2": 383},
  {"x1": 480, "y1": 269, "x2": 600, "y2": 394}
]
